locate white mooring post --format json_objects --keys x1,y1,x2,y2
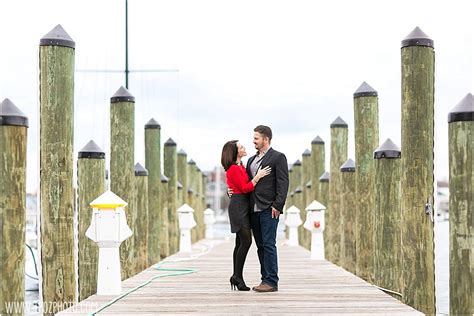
[
  {"x1": 285, "y1": 205, "x2": 302, "y2": 246},
  {"x1": 178, "y1": 204, "x2": 197, "y2": 253},
  {"x1": 303, "y1": 200, "x2": 326, "y2": 260},
  {"x1": 85, "y1": 190, "x2": 133, "y2": 295},
  {"x1": 203, "y1": 207, "x2": 216, "y2": 239}
]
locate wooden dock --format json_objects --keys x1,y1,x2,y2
[{"x1": 59, "y1": 238, "x2": 421, "y2": 315}]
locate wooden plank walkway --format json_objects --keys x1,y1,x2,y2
[{"x1": 59, "y1": 238, "x2": 421, "y2": 315}]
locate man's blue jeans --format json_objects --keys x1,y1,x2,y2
[{"x1": 250, "y1": 208, "x2": 279, "y2": 287}]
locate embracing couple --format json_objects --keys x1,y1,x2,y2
[{"x1": 220, "y1": 125, "x2": 289, "y2": 292}]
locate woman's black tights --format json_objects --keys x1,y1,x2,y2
[{"x1": 232, "y1": 228, "x2": 252, "y2": 280}]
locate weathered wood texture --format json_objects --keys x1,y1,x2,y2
[
  {"x1": 164, "y1": 140, "x2": 178, "y2": 255},
  {"x1": 328, "y1": 122, "x2": 348, "y2": 264},
  {"x1": 311, "y1": 139, "x2": 325, "y2": 202},
  {"x1": 39, "y1": 41, "x2": 76, "y2": 312},
  {"x1": 301, "y1": 152, "x2": 311, "y2": 249},
  {"x1": 354, "y1": 92, "x2": 379, "y2": 282},
  {"x1": 160, "y1": 176, "x2": 170, "y2": 259},
  {"x1": 145, "y1": 121, "x2": 162, "y2": 265},
  {"x1": 341, "y1": 168, "x2": 356, "y2": 274},
  {"x1": 177, "y1": 151, "x2": 188, "y2": 206},
  {"x1": 319, "y1": 174, "x2": 330, "y2": 258},
  {"x1": 0, "y1": 124, "x2": 27, "y2": 315},
  {"x1": 134, "y1": 172, "x2": 149, "y2": 273},
  {"x1": 110, "y1": 92, "x2": 136, "y2": 280},
  {"x1": 449, "y1": 117, "x2": 473, "y2": 315},
  {"x1": 292, "y1": 162, "x2": 305, "y2": 246},
  {"x1": 58, "y1": 238, "x2": 422, "y2": 315},
  {"x1": 400, "y1": 43, "x2": 436, "y2": 314},
  {"x1": 77, "y1": 152, "x2": 105, "y2": 301},
  {"x1": 373, "y1": 156, "x2": 401, "y2": 300},
  {"x1": 195, "y1": 169, "x2": 205, "y2": 240}
]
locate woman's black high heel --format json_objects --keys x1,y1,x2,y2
[{"x1": 230, "y1": 276, "x2": 250, "y2": 291}]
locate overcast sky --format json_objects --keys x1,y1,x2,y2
[{"x1": 0, "y1": 0, "x2": 472, "y2": 192}]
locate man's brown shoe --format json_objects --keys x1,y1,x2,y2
[
  {"x1": 253, "y1": 283, "x2": 278, "y2": 292},
  {"x1": 251, "y1": 283, "x2": 264, "y2": 291}
]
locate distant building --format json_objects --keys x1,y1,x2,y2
[{"x1": 205, "y1": 166, "x2": 229, "y2": 215}]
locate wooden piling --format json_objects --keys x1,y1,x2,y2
[
  {"x1": 319, "y1": 172, "x2": 330, "y2": 259},
  {"x1": 77, "y1": 140, "x2": 105, "y2": 301},
  {"x1": 328, "y1": 117, "x2": 348, "y2": 264},
  {"x1": 160, "y1": 174, "x2": 170, "y2": 258},
  {"x1": 302, "y1": 150, "x2": 312, "y2": 249},
  {"x1": 373, "y1": 139, "x2": 402, "y2": 300},
  {"x1": 188, "y1": 160, "x2": 197, "y2": 242},
  {"x1": 311, "y1": 136, "x2": 325, "y2": 202},
  {"x1": 400, "y1": 27, "x2": 436, "y2": 314},
  {"x1": 448, "y1": 93, "x2": 473, "y2": 315},
  {"x1": 144, "y1": 118, "x2": 161, "y2": 265},
  {"x1": 164, "y1": 138, "x2": 178, "y2": 254},
  {"x1": 292, "y1": 160, "x2": 305, "y2": 246},
  {"x1": 134, "y1": 163, "x2": 149, "y2": 273},
  {"x1": 39, "y1": 25, "x2": 76, "y2": 311},
  {"x1": 196, "y1": 167, "x2": 205, "y2": 240},
  {"x1": 110, "y1": 85, "x2": 136, "y2": 280},
  {"x1": 354, "y1": 81, "x2": 379, "y2": 282},
  {"x1": 0, "y1": 99, "x2": 28, "y2": 315},
  {"x1": 177, "y1": 149, "x2": 188, "y2": 208},
  {"x1": 340, "y1": 159, "x2": 356, "y2": 274}
]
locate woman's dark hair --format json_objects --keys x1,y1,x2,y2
[{"x1": 221, "y1": 140, "x2": 238, "y2": 171}]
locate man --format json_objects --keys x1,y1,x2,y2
[{"x1": 246, "y1": 125, "x2": 289, "y2": 292}]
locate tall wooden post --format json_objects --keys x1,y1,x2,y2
[
  {"x1": 177, "y1": 149, "x2": 188, "y2": 207},
  {"x1": 134, "y1": 163, "x2": 149, "y2": 273},
  {"x1": 188, "y1": 160, "x2": 197, "y2": 242},
  {"x1": 39, "y1": 25, "x2": 76, "y2": 312},
  {"x1": 354, "y1": 81, "x2": 379, "y2": 282},
  {"x1": 110, "y1": 85, "x2": 135, "y2": 280},
  {"x1": 164, "y1": 138, "x2": 178, "y2": 254},
  {"x1": 302, "y1": 150, "x2": 312, "y2": 249},
  {"x1": 0, "y1": 99, "x2": 28, "y2": 314},
  {"x1": 319, "y1": 172, "x2": 330, "y2": 258},
  {"x1": 77, "y1": 140, "x2": 105, "y2": 301},
  {"x1": 448, "y1": 93, "x2": 473, "y2": 315},
  {"x1": 311, "y1": 136, "x2": 325, "y2": 202},
  {"x1": 144, "y1": 118, "x2": 161, "y2": 265},
  {"x1": 328, "y1": 117, "x2": 348, "y2": 264},
  {"x1": 196, "y1": 167, "x2": 205, "y2": 240},
  {"x1": 400, "y1": 27, "x2": 436, "y2": 314},
  {"x1": 160, "y1": 174, "x2": 170, "y2": 259},
  {"x1": 292, "y1": 160, "x2": 305, "y2": 246},
  {"x1": 373, "y1": 139, "x2": 402, "y2": 300},
  {"x1": 340, "y1": 159, "x2": 356, "y2": 274}
]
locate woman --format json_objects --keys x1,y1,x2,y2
[{"x1": 221, "y1": 140, "x2": 271, "y2": 291}]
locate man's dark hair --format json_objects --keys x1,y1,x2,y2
[
  {"x1": 221, "y1": 140, "x2": 238, "y2": 171},
  {"x1": 254, "y1": 125, "x2": 272, "y2": 142}
]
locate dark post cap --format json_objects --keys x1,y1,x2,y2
[
  {"x1": 134, "y1": 163, "x2": 149, "y2": 176},
  {"x1": 111, "y1": 86, "x2": 135, "y2": 103},
  {"x1": 293, "y1": 159, "x2": 302, "y2": 166},
  {"x1": 354, "y1": 81, "x2": 378, "y2": 98},
  {"x1": 306, "y1": 180, "x2": 312, "y2": 188},
  {"x1": 196, "y1": 167, "x2": 201, "y2": 172},
  {"x1": 319, "y1": 171, "x2": 330, "y2": 182},
  {"x1": 177, "y1": 181, "x2": 183, "y2": 189},
  {"x1": 187, "y1": 188, "x2": 194, "y2": 194},
  {"x1": 340, "y1": 158, "x2": 356, "y2": 172},
  {"x1": 164, "y1": 138, "x2": 177, "y2": 146},
  {"x1": 374, "y1": 138, "x2": 401, "y2": 159},
  {"x1": 78, "y1": 140, "x2": 105, "y2": 159},
  {"x1": 0, "y1": 98, "x2": 29, "y2": 127},
  {"x1": 178, "y1": 149, "x2": 187, "y2": 156},
  {"x1": 39, "y1": 24, "x2": 75, "y2": 49},
  {"x1": 161, "y1": 174, "x2": 169, "y2": 183},
  {"x1": 302, "y1": 149, "x2": 311, "y2": 156},
  {"x1": 401, "y1": 26, "x2": 434, "y2": 48},
  {"x1": 145, "y1": 118, "x2": 160, "y2": 129},
  {"x1": 448, "y1": 93, "x2": 473, "y2": 123},
  {"x1": 330, "y1": 116, "x2": 348, "y2": 128},
  {"x1": 295, "y1": 186, "x2": 303, "y2": 194},
  {"x1": 311, "y1": 135, "x2": 324, "y2": 144},
  {"x1": 188, "y1": 159, "x2": 196, "y2": 165}
]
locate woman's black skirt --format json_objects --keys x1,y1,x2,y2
[{"x1": 228, "y1": 194, "x2": 251, "y2": 233}]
